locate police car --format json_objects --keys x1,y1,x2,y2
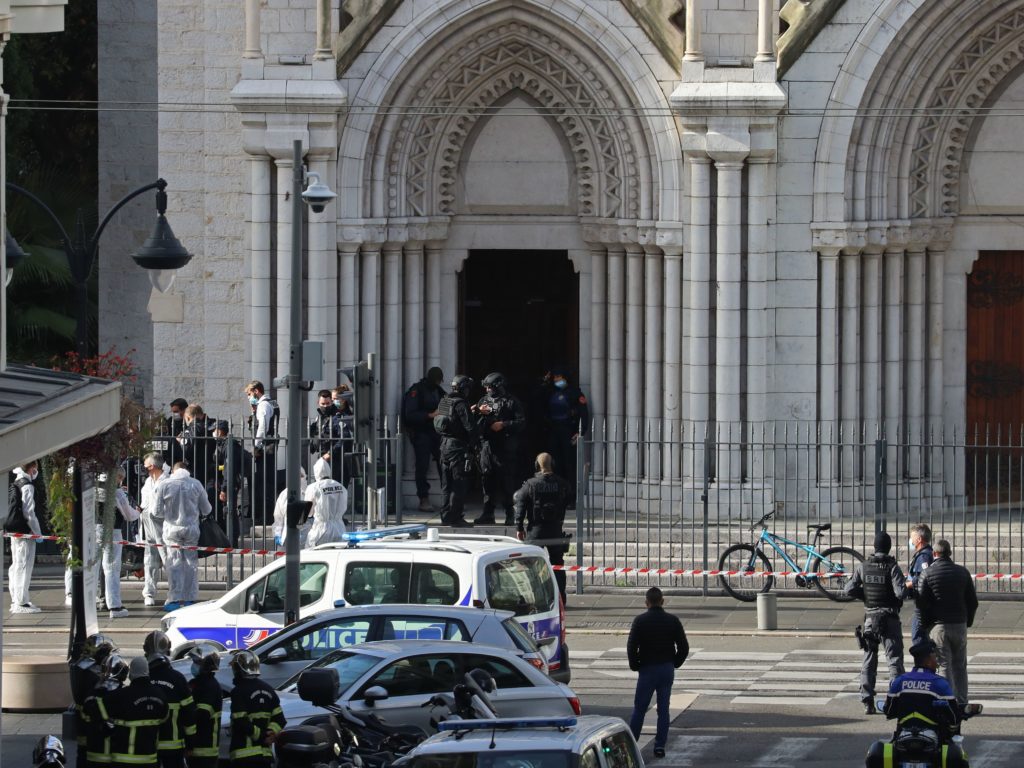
[
  {"x1": 162, "y1": 524, "x2": 570, "y2": 681},
  {"x1": 393, "y1": 716, "x2": 644, "y2": 768}
]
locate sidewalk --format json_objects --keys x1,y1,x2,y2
[{"x1": 4, "y1": 564, "x2": 1024, "y2": 643}]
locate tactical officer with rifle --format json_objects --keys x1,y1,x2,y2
[
  {"x1": 432, "y1": 375, "x2": 480, "y2": 528},
  {"x1": 846, "y1": 531, "x2": 907, "y2": 714},
  {"x1": 472, "y1": 372, "x2": 526, "y2": 526},
  {"x1": 514, "y1": 452, "x2": 573, "y2": 603}
]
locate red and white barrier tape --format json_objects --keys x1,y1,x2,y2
[{"x1": 6, "y1": 531, "x2": 1023, "y2": 581}]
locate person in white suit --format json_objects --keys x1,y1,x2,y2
[
  {"x1": 154, "y1": 462, "x2": 211, "y2": 611},
  {"x1": 304, "y1": 459, "x2": 348, "y2": 548}
]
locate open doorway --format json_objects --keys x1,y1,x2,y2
[{"x1": 459, "y1": 250, "x2": 579, "y2": 457}]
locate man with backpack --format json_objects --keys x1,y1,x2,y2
[{"x1": 6, "y1": 460, "x2": 43, "y2": 614}]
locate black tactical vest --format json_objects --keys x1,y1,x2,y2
[
  {"x1": 530, "y1": 477, "x2": 565, "y2": 526},
  {"x1": 862, "y1": 554, "x2": 901, "y2": 609}
]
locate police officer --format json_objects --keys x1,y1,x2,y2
[
  {"x1": 514, "y1": 453, "x2": 573, "y2": 603},
  {"x1": 540, "y1": 369, "x2": 589, "y2": 497},
  {"x1": 433, "y1": 375, "x2": 480, "y2": 528},
  {"x1": 228, "y1": 650, "x2": 286, "y2": 767},
  {"x1": 103, "y1": 657, "x2": 170, "y2": 768},
  {"x1": 144, "y1": 630, "x2": 197, "y2": 768},
  {"x1": 905, "y1": 522, "x2": 934, "y2": 646},
  {"x1": 210, "y1": 420, "x2": 249, "y2": 547},
  {"x1": 81, "y1": 654, "x2": 130, "y2": 768},
  {"x1": 308, "y1": 389, "x2": 345, "y2": 483},
  {"x1": 402, "y1": 367, "x2": 446, "y2": 512},
  {"x1": 472, "y1": 372, "x2": 526, "y2": 526},
  {"x1": 187, "y1": 650, "x2": 224, "y2": 768},
  {"x1": 70, "y1": 634, "x2": 118, "y2": 768},
  {"x1": 845, "y1": 531, "x2": 906, "y2": 714}
]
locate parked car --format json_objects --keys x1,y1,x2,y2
[
  {"x1": 170, "y1": 603, "x2": 546, "y2": 689},
  {"x1": 270, "y1": 640, "x2": 581, "y2": 733},
  {"x1": 163, "y1": 524, "x2": 571, "y2": 681},
  {"x1": 394, "y1": 715, "x2": 644, "y2": 768}
]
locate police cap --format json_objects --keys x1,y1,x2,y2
[{"x1": 909, "y1": 639, "x2": 938, "y2": 662}]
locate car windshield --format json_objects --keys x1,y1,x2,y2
[
  {"x1": 404, "y1": 752, "x2": 571, "y2": 768},
  {"x1": 279, "y1": 649, "x2": 379, "y2": 692}
]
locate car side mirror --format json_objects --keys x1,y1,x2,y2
[
  {"x1": 248, "y1": 594, "x2": 262, "y2": 613},
  {"x1": 297, "y1": 668, "x2": 342, "y2": 707},
  {"x1": 264, "y1": 647, "x2": 288, "y2": 664},
  {"x1": 363, "y1": 686, "x2": 389, "y2": 706}
]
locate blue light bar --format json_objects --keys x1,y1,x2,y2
[
  {"x1": 341, "y1": 524, "x2": 428, "y2": 545},
  {"x1": 437, "y1": 717, "x2": 577, "y2": 732}
]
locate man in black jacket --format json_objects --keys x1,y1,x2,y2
[
  {"x1": 627, "y1": 587, "x2": 689, "y2": 758},
  {"x1": 402, "y1": 367, "x2": 445, "y2": 512},
  {"x1": 845, "y1": 531, "x2": 906, "y2": 714},
  {"x1": 433, "y1": 375, "x2": 479, "y2": 528},
  {"x1": 917, "y1": 539, "x2": 978, "y2": 707}
]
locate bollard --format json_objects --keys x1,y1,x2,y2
[{"x1": 756, "y1": 592, "x2": 778, "y2": 630}]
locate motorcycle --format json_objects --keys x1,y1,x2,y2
[
  {"x1": 32, "y1": 736, "x2": 66, "y2": 768},
  {"x1": 422, "y1": 668, "x2": 499, "y2": 727},
  {"x1": 865, "y1": 700, "x2": 982, "y2": 768}
]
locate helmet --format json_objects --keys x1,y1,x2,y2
[
  {"x1": 230, "y1": 650, "x2": 260, "y2": 679},
  {"x1": 143, "y1": 630, "x2": 172, "y2": 658},
  {"x1": 188, "y1": 648, "x2": 221, "y2": 674},
  {"x1": 103, "y1": 653, "x2": 130, "y2": 684},
  {"x1": 450, "y1": 375, "x2": 474, "y2": 397},
  {"x1": 83, "y1": 634, "x2": 118, "y2": 664},
  {"x1": 31, "y1": 735, "x2": 65, "y2": 768},
  {"x1": 481, "y1": 372, "x2": 507, "y2": 395}
]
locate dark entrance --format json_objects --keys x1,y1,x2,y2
[{"x1": 459, "y1": 250, "x2": 579, "y2": 456}]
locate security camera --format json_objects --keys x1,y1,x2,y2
[{"x1": 301, "y1": 172, "x2": 337, "y2": 213}]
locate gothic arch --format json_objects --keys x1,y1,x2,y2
[
  {"x1": 813, "y1": 0, "x2": 1024, "y2": 223},
  {"x1": 337, "y1": 0, "x2": 680, "y2": 224}
]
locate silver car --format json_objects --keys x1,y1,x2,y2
[
  {"x1": 174, "y1": 604, "x2": 546, "y2": 690},
  {"x1": 273, "y1": 639, "x2": 581, "y2": 732}
]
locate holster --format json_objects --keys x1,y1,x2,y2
[{"x1": 855, "y1": 625, "x2": 868, "y2": 651}]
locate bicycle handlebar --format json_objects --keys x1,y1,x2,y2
[{"x1": 750, "y1": 510, "x2": 776, "y2": 531}]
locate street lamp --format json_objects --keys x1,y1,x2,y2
[
  {"x1": 282, "y1": 139, "x2": 336, "y2": 625},
  {"x1": 5, "y1": 178, "x2": 192, "y2": 354},
  {"x1": 3, "y1": 229, "x2": 28, "y2": 286}
]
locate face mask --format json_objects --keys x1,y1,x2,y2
[
  {"x1": 29, "y1": 470, "x2": 39, "y2": 482},
  {"x1": 248, "y1": 396, "x2": 259, "y2": 406},
  {"x1": 333, "y1": 399, "x2": 343, "y2": 407},
  {"x1": 909, "y1": 539, "x2": 916, "y2": 551},
  {"x1": 171, "y1": 413, "x2": 182, "y2": 421},
  {"x1": 191, "y1": 663, "x2": 201, "y2": 678},
  {"x1": 554, "y1": 379, "x2": 567, "y2": 390}
]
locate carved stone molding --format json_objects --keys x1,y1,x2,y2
[{"x1": 374, "y1": 22, "x2": 642, "y2": 221}]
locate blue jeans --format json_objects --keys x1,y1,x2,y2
[{"x1": 629, "y1": 661, "x2": 675, "y2": 749}]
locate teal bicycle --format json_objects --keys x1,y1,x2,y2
[{"x1": 717, "y1": 510, "x2": 864, "y2": 602}]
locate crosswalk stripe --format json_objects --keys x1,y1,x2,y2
[
  {"x1": 750, "y1": 736, "x2": 827, "y2": 767},
  {"x1": 659, "y1": 735, "x2": 725, "y2": 767},
  {"x1": 971, "y1": 739, "x2": 1024, "y2": 767},
  {"x1": 732, "y1": 696, "x2": 832, "y2": 707}
]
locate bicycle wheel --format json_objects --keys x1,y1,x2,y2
[
  {"x1": 717, "y1": 544, "x2": 774, "y2": 602},
  {"x1": 811, "y1": 546, "x2": 864, "y2": 601}
]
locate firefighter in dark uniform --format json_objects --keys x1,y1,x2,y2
[
  {"x1": 845, "y1": 531, "x2": 907, "y2": 714},
  {"x1": 228, "y1": 650, "x2": 286, "y2": 768},
  {"x1": 143, "y1": 631, "x2": 197, "y2": 768},
  {"x1": 541, "y1": 369, "x2": 589, "y2": 497},
  {"x1": 514, "y1": 452, "x2": 573, "y2": 604},
  {"x1": 103, "y1": 657, "x2": 170, "y2": 768},
  {"x1": 70, "y1": 634, "x2": 118, "y2": 768},
  {"x1": 433, "y1": 375, "x2": 480, "y2": 528},
  {"x1": 472, "y1": 372, "x2": 527, "y2": 526},
  {"x1": 402, "y1": 367, "x2": 446, "y2": 513},
  {"x1": 81, "y1": 654, "x2": 130, "y2": 768},
  {"x1": 187, "y1": 650, "x2": 224, "y2": 768}
]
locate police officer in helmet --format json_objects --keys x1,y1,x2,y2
[
  {"x1": 514, "y1": 452, "x2": 572, "y2": 603},
  {"x1": 228, "y1": 650, "x2": 286, "y2": 767},
  {"x1": 402, "y1": 367, "x2": 446, "y2": 513},
  {"x1": 472, "y1": 372, "x2": 526, "y2": 526},
  {"x1": 432, "y1": 375, "x2": 480, "y2": 528},
  {"x1": 846, "y1": 531, "x2": 907, "y2": 714}
]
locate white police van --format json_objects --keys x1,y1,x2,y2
[{"x1": 162, "y1": 524, "x2": 570, "y2": 681}]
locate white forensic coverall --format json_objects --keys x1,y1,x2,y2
[
  {"x1": 9, "y1": 467, "x2": 42, "y2": 612},
  {"x1": 95, "y1": 487, "x2": 136, "y2": 611},
  {"x1": 304, "y1": 460, "x2": 348, "y2": 548},
  {"x1": 155, "y1": 467, "x2": 211, "y2": 604},
  {"x1": 140, "y1": 465, "x2": 169, "y2": 603},
  {"x1": 272, "y1": 468, "x2": 307, "y2": 547}
]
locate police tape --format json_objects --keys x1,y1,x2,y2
[{"x1": 5, "y1": 531, "x2": 1024, "y2": 581}]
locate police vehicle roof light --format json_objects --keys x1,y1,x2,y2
[
  {"x1": 341, "y1": 524, "x2": 428, "y2": 546},
  {"x1": 437, "y1": 717, "x2": 578, "y2": 732}
]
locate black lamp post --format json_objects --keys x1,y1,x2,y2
[
  {"x1": 5, "y1": 178, "x2": 192, "y2": 355},
  {"x1": 3, "y1": 229, "x2": 28, "y2": 286}
]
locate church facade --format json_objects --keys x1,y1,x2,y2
[{"x1": 100, "y1": 0, "x2": 1024, "y2": 505}]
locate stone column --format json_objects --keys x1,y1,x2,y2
[
  {"x1": 840, "y1": 248, "x2": 861, "y2": 480},
  {"x1": 687, "y1": 158, "x2": 712, "y2": 478},
  {"x1": 927, "y1": 245, "x2": 945, "y2": 477},
  {"x1": 684, "y1": 0, "x2": 703, "y2": 61},
  {"x1": 715, "y1": 160, "x2": 744, "y2": 483},
  {"x1": 818, "y1": 249, "x2": 840, "y2": 482},
  {"x1": 590, "y1": 245, "x2": 607, "y2": 475},
  {"x1": 746, "y1": 159, "x2": 771, "y2": 427},
  {"x1": 250, "y1": 157, "x2": 273, "y2": 380},
  {"x1": 861, "y1": 247, "x2": 882, "y2": 434},
  {"x1": 243, "y1": 0, "x2": 262, "y2": 58},
  {"x1": 306, "y1": 156, "x2": 336, "y2": 392},
  {"x1": 626, "y1": 245, "x2": 645, "y2": 477},
  {"x1": 905, "y1": 245, "x2": 926, "y2": 476},
  {"x1": 382, "y1": 243, "x2": 403, "y2": 419},
  {"x1": 404, "y1": 242, "x2": 425, "y2": 400},
  {"x1": 607, "y1": 245, "x2": 626, "y2": 474},
  {"x1": 755, "y1": 0, "x2": 774, "y2": 61},
  {"x1": 644, "y1": 245, "x2": 663, "y2": 481},
  {"x1": 883, "y1": 247, "x2": 904, "y2": 477},
  {"x1": 275, "y1": 158, "x2": 294, "y2": 381},
  {"x1": 663, "y1": 247, "x2": 683, "y2": 480},
  {"x1": 339, "y1": 243, "x2": 360, "y2": 366},
  {"x1": 439, "y1": 250, "x2": 461, "y2": 385},
  {"x1": 425, "y1": 243, "x2": 442, "y2": 367},
  {"x1": 360, "y1": 244, "x2": 381, "y2": 359}
]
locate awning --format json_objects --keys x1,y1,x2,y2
[{"x1": 0, "y1": 364, "x2": 121, "y2": 472}]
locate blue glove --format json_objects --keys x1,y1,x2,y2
[{"x1": 274, "y1": 536, "x2": 282, "y2": 547}]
